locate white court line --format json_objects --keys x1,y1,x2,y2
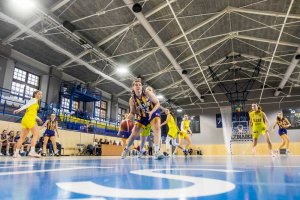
[
  {"x1": 57, "y1": 168, "x2": 242, "y2": 199},
  {"x1": 0, "y1": 165, "x2": 34, "y2": 169},
  {"x1": 265, "y1": 166, "x2": 300, "y2": 168},
  {"x1": 0, "y1": 164, "x2": 31, "y2": 166},
  {"x1": 0, "y1": 166, "x2": 113, "y2": 176}
]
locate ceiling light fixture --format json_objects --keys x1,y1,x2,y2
[
  {"x1": 11, "y1": 0, "x2": 36, "y2": 10},
  {"x1": 117, "y1": 65, "x2": 129, "y2": 74}
]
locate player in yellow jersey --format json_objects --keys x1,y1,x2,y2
[
  {"x1": 13, "y1": 90, "x2": 43, "y2": 158},
  {"x1": 249, "y1": 103, "x2": 274, "y2": 156},
  {"x1": 138, "y1": 124, "x2": 151, "y2": 158},
  {"x1": 161, "y1": 109, "x2": 188, "y2": 157},
  {"x1": 178, "y1": 114, "x2": 192, "y2": 155},
  {"x1": 121, "y1": 78, "x2": 164, "y2": 160}
]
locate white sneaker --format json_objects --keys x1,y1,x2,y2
[
  {"x1": 154, "y1": 152, "x2": 164, "y2": 160},
  {"x1": 138, "y1": 150, "x2": 145, "y2": 158},
  {"x1": 28, "y1": 151, "x2": 41, "y2": 158},
  {"x1": 0, "y1": 152, "x2": 3, "y2": 156},
  {"x1": 270, "y1": 150, "x2": 276, "y2": 157},
  {"x1": 121, "y1": 148, "x2": 129, "y2": 159},
  {"x1": 13, "y1": 153, "x2": 21, "y2": 158}
]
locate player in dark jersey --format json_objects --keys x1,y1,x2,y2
[
  {"x1": 273, "y1": 112, "x2": 291, "y2": 152},
  {"x1": 41, "y1": 114, "x2": 59, "y2": 156},
  {"x1": 121, "y1": 78, "x2": 164, "y2": 160}
]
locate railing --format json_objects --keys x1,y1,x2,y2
[{"x1": 0, "y1": 87, "x2": 120, "y2": 137}]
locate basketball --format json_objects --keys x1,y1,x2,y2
[{"x1": 120, "y1": 120, "x2": 134, "y2": 132}]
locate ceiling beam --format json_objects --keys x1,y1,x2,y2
[
  {"x1": 259, "y1": 0, "x2": 295, "y2": 101},
  {"x1": 123, "y1": 0, "x2": 204, "y2": 103},
  {"x1": 230, "y1": 6, "x2": 300, "y2": 20},
  {"x1": 274, "y1": 45, "x2": 300, "y2": 96},
  {"x1": 57, "y1": 0, "x2": 177, "y2": 69},
  {"x1": 97, "y1": 7, "x2": 228, "y2": 84},
  {"x1": 2, "y1": 0, "x2": 71, "y2": 44},
  {"x1": 166, "y1": 0, "x2": 218, "y2": 105},
  {"x1": 0, "y1": 11, "x2": 132, "y2": 92},
  {"x1": 235, "y1": 34, "x2": 299, "y2": 48}
]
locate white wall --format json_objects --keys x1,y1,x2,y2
[{"x1": 188, "y1": 104, "x2": 300, "y2": 145}]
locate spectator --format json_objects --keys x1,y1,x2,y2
[
  {"x1": 0, "y1": 130, "x2": 8, "y2": 156},
  {"x1": 196, "y1": 147, "x2": 202, "y2": 155},
  {"x1": 148, "y1": 133, "x2": 154, "y2": 156},
  {"x1": 14, "y1": 131, "x2": 21, "y2": 151},
  {"x1": 6, "y1": 131, "x2": 16, "y2": 156}
]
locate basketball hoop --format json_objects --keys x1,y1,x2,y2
[{"x1": 237, "y1": 124, "x2": 243, "y2": 134}]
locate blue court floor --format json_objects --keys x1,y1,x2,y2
[{"x1": 0, "y1": 155, "x2": 299, "y2": 200}]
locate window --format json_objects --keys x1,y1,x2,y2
[
  {"x1": 11, "y1": 68, "x2": 40, "y2": 99},
  {"x1": 118, "y1": 107, "x2": 127, "y2": 122},
  {"x1": 61, "y1": 97, "x2": 79, "y2": 112},
  {"x1": 95, "y1": 100, "x2": 107, "y2": 120}
]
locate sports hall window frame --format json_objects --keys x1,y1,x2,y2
[
  {"x1": 60, "y1": 97, "x2": 79, "y2": 112},
  {"x1": 118, "y1": 107, "x2": 127, "y2": 122},
  {"x1": 11, "y1": 67, "x2": 40, "y2": 99},
  {"x1": 95, "y1": 100, "x2": 108, "y2": 120}
]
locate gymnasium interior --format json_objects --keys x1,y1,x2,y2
[{"x1": 0, "y1": 0, "x2": 300, "y2": 199}]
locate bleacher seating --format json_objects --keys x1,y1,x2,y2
[{"x1": 0, "y1": 87, "x2": 120, "y2": 137}]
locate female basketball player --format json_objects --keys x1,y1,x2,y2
[
  {"x1": 13, "y1": 90, "x2": 43, "y2": 158},
  {"x1": 161, "y1": 109, "x2": 188, "y2": 157},
  {"x1": 178, "y1": 114, "x2": 192, "y2": 156},
  {"x1": 121, "y1": 78, "x2": 164, "y2": 160},
  {"x1": 273, "y1": 112, "x2": 291, "y2": 151},
  {"x1": 41, "y1": 113, "x2": 59, "y2": 156},
  {"x1": 249, "y1": 103, "x2": 274, "y2": 156}
]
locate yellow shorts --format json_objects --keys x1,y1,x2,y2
[
  {"x1": 21, "y1": 117, "x2": 36, "y2": 129},
  {"x1": 167, "y1": 126, "x2": 178, "y2": 139},
  {"x1": 252, "y1": 125, "x2": 267, "y2": 139},
  {"x1": 178, "y1": 130, "x2": 188, "y2": 139},
  {"x1": 140, "y1": 125, "x2": 151, "y2": 137}
]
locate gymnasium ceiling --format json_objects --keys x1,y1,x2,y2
[{"x1": 0, "y1": 0, "x2": 300, "y2": 112}]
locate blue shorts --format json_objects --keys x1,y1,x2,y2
[
  {"x1": 136, "y1": 109, "x2": 161, "y2": 128},
  {"x1": 119, "y1": 131, "x2": 131, "y2": 139},
  {"x1": 44, "y1": 129, "x2": 55, "y2": 137},
  {"x1": 278, "y1": 128, "x2": 287, "y2": 136}
]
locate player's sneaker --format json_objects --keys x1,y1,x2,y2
[
  {"x1": 121, "y1": 148, "x2": 129, "y2": 159},
  {"x1": 28, "y1": 151, "x2": 41, "y2": 158},
  {"x1": 138, "y1": 149, "x2": 145, "y2": 158},
  {"x1": 183, "y1": 149, "x2": 189, "y2": 157},
  {"x1": 13, "y1": 153, "x2": 21, "y2": 158},
  {"x1": 154, "y1": 151, "x2": 164, "y2": 160}
]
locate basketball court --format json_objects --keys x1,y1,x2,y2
[
  {"x1": 0, "y1": 0, "x2": 300, "y2": 199},
  {"x1": 0, "y1": 155, "x2": 299, "y2": 199}
]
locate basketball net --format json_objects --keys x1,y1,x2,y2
[
  {"x1": 220, "y1": 106, "x2": 232, "y2": 155},
  {"x1": 237, "y1": 124, "x2": 243, "y2": 134}
]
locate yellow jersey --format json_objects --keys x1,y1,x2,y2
[
  {"x1": 182, "y1": 120, "x2": 190, "y2": 131},
  {"x1": 167, "y1": 114, "x2": 178, "y2": 139},
  {"x1": 167, "y1": 114, "x2": 176, "y2": 128},
  {"x1": 21, "y1": 98, "x2": 39, "y2": 129},
  {"x1": 249, "y1": 110, "x2": 265, "y2": 127}
]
